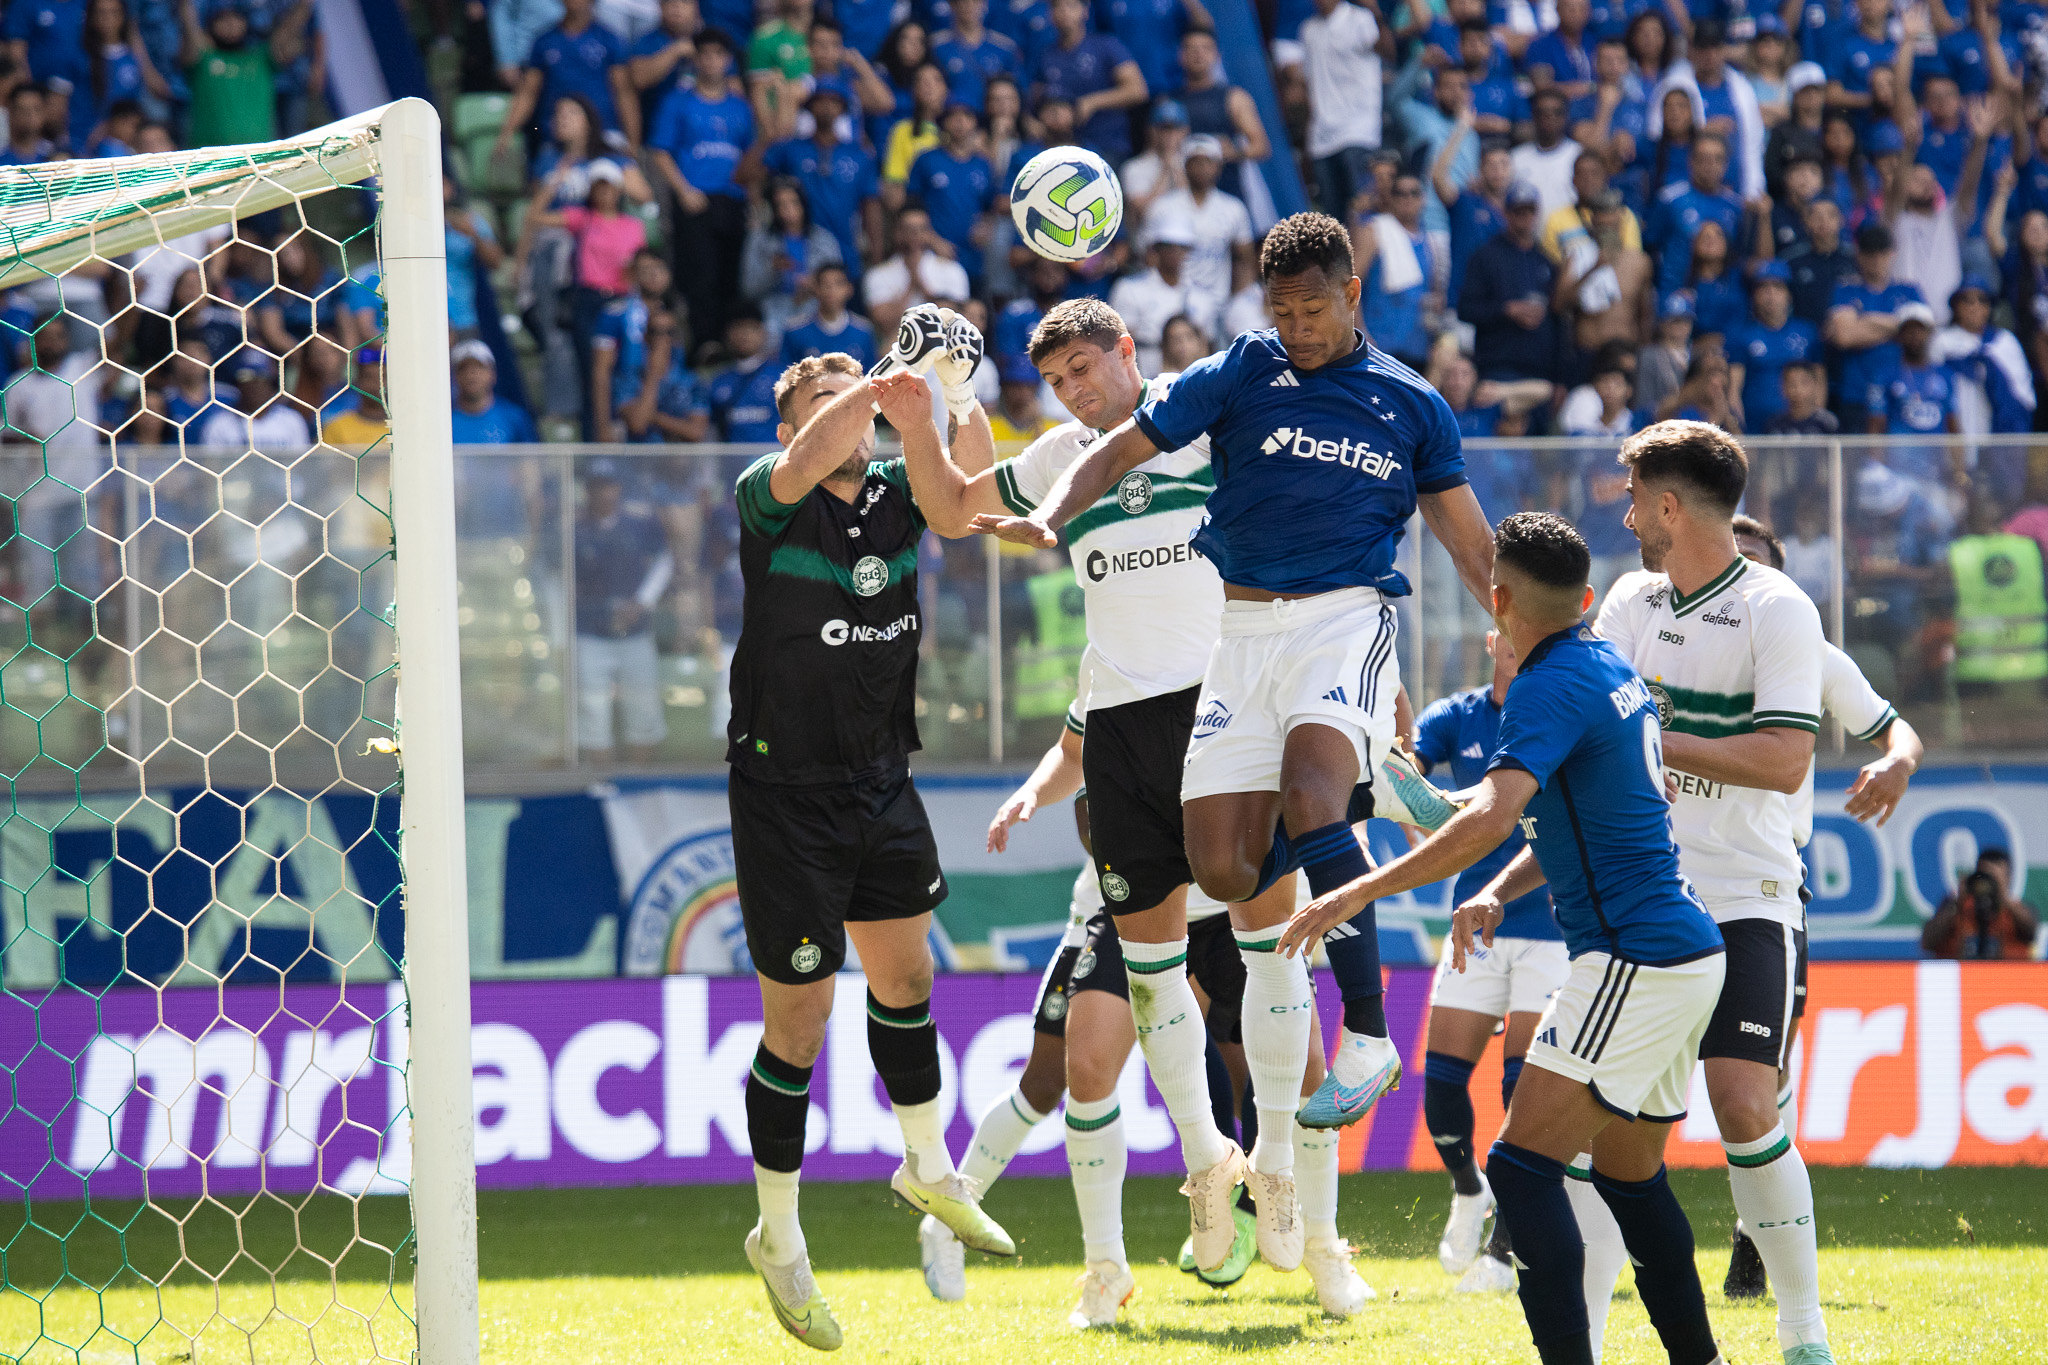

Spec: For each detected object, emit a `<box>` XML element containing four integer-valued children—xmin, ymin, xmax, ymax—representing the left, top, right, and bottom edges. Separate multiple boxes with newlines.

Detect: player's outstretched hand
<box><xmin>1277</xmin><ymin>881</ymin><xmax>1372</xmax><ymax>959</ymax></box>
<box><xmin>870</xmin><ymin>303</ymin><xmax>950</xmax><ymax>379</ymax></box>
<box><xmin>968</xmin><ymin>512</ymin><xmax>1058</xmax><ymax>548</ymax></box>
<box><xmin>873</xmin><ymin>371</ymin><xmax>936</xmax><ymax>429</ymax></box>
<box><xmin>1844</xmin><ymin>755</ymin><xmax>1913</xmax><ymax>826</ymax></box>
<box><xmin>1449</xmin><ymin>894</ymin><xmax>1504</xmax><ymax>973</ymax></box>
<box><xmin>987</xmin><ymin>789</ymin><xmax>1037</xmax><ymax>852</ymax></box>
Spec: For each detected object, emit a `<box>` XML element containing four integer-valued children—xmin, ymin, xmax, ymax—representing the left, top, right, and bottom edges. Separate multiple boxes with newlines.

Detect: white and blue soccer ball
<box><xmin>1010</xmin><ymin>145</ymin><xmax>1124</xmax><ymax>264</ymax></box>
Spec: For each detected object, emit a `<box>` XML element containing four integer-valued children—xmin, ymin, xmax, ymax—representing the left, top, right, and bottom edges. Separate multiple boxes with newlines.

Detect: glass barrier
<box><xmin>15</xmin><ymin>436</ymin><xmax>2041</xmax><ymax>790</ymax></box>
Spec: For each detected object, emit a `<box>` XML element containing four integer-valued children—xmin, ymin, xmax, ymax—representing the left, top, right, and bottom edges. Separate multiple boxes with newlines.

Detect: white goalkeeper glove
<box><xmin>869</xmin><ymin>302</ymin><xmax>950</xmax><ymax>380</ymax></box>
<box><xmin>931</xmin><ymin>308</ymin><xmax>986</xmax><ymax>421</ymax></box>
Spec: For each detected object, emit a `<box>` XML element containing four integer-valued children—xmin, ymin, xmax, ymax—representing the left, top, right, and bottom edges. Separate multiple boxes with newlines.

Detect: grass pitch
<box><xmin>2</xmin><ymin>1168</ymin><xmax>2042</xmax><ymax>1363</ymax></box>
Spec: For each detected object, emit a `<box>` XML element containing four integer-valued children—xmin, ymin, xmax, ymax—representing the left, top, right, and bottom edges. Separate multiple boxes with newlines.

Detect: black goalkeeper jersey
<box><xmin>727</xmin><ymin>452</ymin><xmax>927</xmax><ymax>785</ymax></box>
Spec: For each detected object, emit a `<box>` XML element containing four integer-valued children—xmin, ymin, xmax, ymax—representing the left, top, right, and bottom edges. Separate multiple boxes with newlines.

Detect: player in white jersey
<box><xmin>902</xmin><ymin>300</ymin><xmax>1365</xmax><ymax>1303</ymax></box>
<box><xmin>1593</xmin><ymin>422</ymin><xmax>1835</xmax><ymax>1365</ymax></box>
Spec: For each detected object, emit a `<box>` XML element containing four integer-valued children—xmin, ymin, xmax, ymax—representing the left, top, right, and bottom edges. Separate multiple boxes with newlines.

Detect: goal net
<box><xmin>0</xmin><ymin>102</ymin><xmax>476</xmax><ymax>1364</ymax></box>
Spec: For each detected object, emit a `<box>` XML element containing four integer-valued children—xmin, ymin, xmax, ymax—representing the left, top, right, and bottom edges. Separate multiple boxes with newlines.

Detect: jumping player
<box><xmin>1410</xmin><ymin>630</ymin><xmax>1568</xmax><ymax>1294</ymax></box>
<box><xmin>1595</xmin><ymin>422</ymin><xmax>1834</xmax><ymax>1365</ymax></box>
<box><xmin>728</xmin><ymin>350</ymin><xmax>1012</xmax><ymax>1352</ymax></box>
<box><xmin>971</xmin><ymin>213</ymin><xmax>1498</xmax><ymax>1154</ymax></box>
<box><xmin>1280</xmin><ymin>513</ymin><xmax>1730</xmax><ymax>1365</ymax></box>
<box><xmin>903</xmin><ymin>297</ymin><xmax>1349</xmax><ymax>1280</ymax></box>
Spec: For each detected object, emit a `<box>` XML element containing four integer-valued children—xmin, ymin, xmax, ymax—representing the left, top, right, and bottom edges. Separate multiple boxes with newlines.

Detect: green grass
<box><xmin>2</xmin><ymin>1168</ymin><xmax>2043</xmax><ymax>1363</ymax></box>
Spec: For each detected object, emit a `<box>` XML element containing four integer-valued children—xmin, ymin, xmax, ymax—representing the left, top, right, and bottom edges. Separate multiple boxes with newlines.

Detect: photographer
<box><xmin>1921</xmin><ymin>850</ymin><xmax>2040</xmax><ymax>960</ymax></box>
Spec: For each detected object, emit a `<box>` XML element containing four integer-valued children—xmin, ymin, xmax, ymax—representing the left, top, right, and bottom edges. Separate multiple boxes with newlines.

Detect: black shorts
<box><xmin>1069</xmin><ymin>910</ymin><xmax>1128</xmax><ymax>1000</ymax></box>
<box><xmin>1081</xmin><ymin>686</ymin><xmax>1199</xmax><ymax>915</ymax></box>
<box><xmin>1698</xmin><ymin>917</ymin><xmax>1799</xmax><ymax>1068</ymax></box>
<box><xmin>1189</xmin><ymin>912</ymin><xmax>1246</xmax><ymax>1045</ymax></box>
<box><xmin>1792</xmin><ymin>884</ymin><xmax>1812</xmax><ymax>1021</ymax></box>
<box><xmin>1032</xmin><ymin>944</ymin><xmax>1081</xmax><ymax>1037</ymax></box>
<box><xmin>729</xmin><ymin>759</ymin><xmax>947</xmax><ymax>985</ymax></box>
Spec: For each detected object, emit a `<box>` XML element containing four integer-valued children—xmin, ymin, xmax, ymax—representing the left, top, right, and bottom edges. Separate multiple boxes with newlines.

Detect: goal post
<box><xmin>0</xmin><ymin>97</ymin><xmax>477</xmax><ymax>1365</ymax></box>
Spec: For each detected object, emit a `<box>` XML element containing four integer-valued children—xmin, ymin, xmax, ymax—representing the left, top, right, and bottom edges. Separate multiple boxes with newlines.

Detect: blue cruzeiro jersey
<box><xmin>1487</xmin><ymin>626</ymin><xmax>1725</xmax><ymax>965</ymax></box>
<box><xmin>1132</xmin><ymin>330</ymin><xmax>1467</xmax><ymax>595</ymax></box>
<box><xmin>1414</xmin><ymin>688</ymin><xmax>1560</xmax><ymax>942</ymax></box>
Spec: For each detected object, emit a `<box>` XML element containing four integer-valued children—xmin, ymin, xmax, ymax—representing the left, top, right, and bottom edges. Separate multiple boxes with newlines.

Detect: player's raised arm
<box><xmin>766</xmin><ymin>370</ymin><xmax>887</xmax><ymax>504</ymax></box>
<box><xmin>967</xmin><ymin>419</ymin><xmax>1163</xmax><ymax>547</ymax></box>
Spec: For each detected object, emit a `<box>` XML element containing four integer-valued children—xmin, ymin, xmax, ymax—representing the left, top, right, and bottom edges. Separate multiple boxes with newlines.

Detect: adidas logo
<box><xmin>1269</xmin><ymin>371</ymin><xmax>1301</xmax><ymax>387</ymax></box>
<box><xmin>1322</xmin><ymin>686</ymin><xmax>1349</xmax><ymax>704</ymax></box>
<box><xmin>1537</xmin><ymin>1027</ymin><xmax>1557</xmax><ymax>1047</ymax></box>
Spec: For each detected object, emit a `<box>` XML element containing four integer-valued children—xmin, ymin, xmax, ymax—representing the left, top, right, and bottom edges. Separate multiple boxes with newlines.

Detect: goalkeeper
<box><xmin>728</xmin><ymin>308</ymin><xmax>1002</xmax><ymax>1352</ymax></box>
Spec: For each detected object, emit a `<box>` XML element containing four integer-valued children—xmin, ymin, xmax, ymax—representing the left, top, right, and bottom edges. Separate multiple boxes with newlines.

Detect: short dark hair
<box><xmin>1979</xmin><ymin>847</ymin><xmax>2013</xmax><ymax>867</ymax></box>
<box><xmin>1495</xmin><ymin>512</ymin><xmax>1591</xmax><ymax>593</ymax></box>
<box><xmin>1531</xmin><ymin>87</ymin><xmax>1569</xmax><ymax>111</ymax></box>
<box><xmin>808</xmin><ymin>15</ymin><xmax>842</xmax><ymax>34</ymax></box>
<box><xmin>1028</xmin><ymin>297</ymin><xmax>1127</xmax><ymax>364</ymax></box>
<box><xmin>696</xmin><ymin>25</ymin><xmax>736</xmax><ymax>53</ymax></box>
<box><xmin>1618</xmin><ymin>420</ymin><xmax>1749</xmax><ymax>514</ymax></box>
<box><xmin>1695</xmin><ymin>129</ymin><xmax>1731</xmax><ymax>155</ymax></box>
<box><xmin>814</xmin><ymin>260</ymin><xmax>851</xmax><ymax>285</ymax></box>
<box><xmin>1458</xmin><ymin>17</ymin><xmax>1491</xmax><ymax>34</ymax></box>
<box><xmin>1731</xmin><ymin>513</ymin><xmax>1786</xmax><ymax>569</ymax></box>
<box><xmin>1258</xmin><ymin>212</ymin><xmax>1354</xmax><ymax>284</ymax></box>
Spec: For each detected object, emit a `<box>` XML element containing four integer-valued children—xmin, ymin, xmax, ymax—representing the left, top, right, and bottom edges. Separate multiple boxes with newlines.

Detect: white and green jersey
<box><xmin>1594</xmin><ymin>557</ymin><xmax>1824</xmax><ymax>925</ymax></box>
<box><xmin>1792</xmin><ymin>643</ymin><xmax>1899</xmax><ymax>847</ymax></box>
<box><xmin>993</xmin><ymin>376</ymin><xmax>1221</xmax><ymax>713</ymax></box>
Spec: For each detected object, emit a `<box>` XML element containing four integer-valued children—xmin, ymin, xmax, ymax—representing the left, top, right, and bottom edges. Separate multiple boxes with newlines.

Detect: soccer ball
<box><xmin>1010</xmin><ymin>146</ymin><xmax>1124</xmax><ymax>263</ymax></box>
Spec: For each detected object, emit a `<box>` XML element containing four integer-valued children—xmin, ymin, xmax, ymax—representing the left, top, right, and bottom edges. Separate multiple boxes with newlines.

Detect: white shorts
<box><xmin>1181</xmin><ymin>587</ymin><xmax>1400</xmax><ymax>803</ymax></box>
<box><xmin>577</xmin><ymin>633</ymin><xmax>668</xmax><ymax>750</ymax></box>
<box><xmin>1526</xmin><ymin>950</ymin><xmax>1725</xmax><ymax>1122</ymax></box>
<box><xmin>1430</xmin><ymin>934</ymin><xmax>1570</xmax><ymax>1019</ymax></box>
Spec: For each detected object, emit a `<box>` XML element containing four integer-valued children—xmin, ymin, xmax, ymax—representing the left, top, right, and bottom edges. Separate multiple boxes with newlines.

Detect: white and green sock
<box><xmin>1065</xmin><ymin>1094</ymin><xmax>1128</xmax><ymax>1267</ymax></box>
<box><xmin>893</xmin><ymin>1099</ymin><xmax>958</xmax><ymax>1186</ymax></box>
<box><xmin>1236</xmin><ymin>927</ymin><xmax>1312</xmax><ymax>1177</ymax></box>
<box><xmin>1725</xmin><ymin>1124</ymin><xmax>1826</xmax><ymax>1351</ymax></box>
<box><xmin>755</xmin><ymin>1163</ymin><xmax>806</xmax><ymax>1267</ymax></box>
<box><xmin>961</xmin><ymin>1085</ymin><xmax>1050</xmax><ymax>1188</ymax></box>
<box><xmin>1294</xmin><ymin>1123</ymin><xmax>1341</xmax><ymax>1242</ymax></box>
<box><xmin>1564</xmin><ymin>1155</ymin><xmax>1628</xmax><ymax>1361</ymax></box>
<box><xmin>1123</xmin><ymin>938</ymin><xmax>1233</xmax><ymax>1174</ymax></box>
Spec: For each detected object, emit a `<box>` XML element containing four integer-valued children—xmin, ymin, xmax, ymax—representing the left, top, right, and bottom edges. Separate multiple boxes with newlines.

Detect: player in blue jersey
<box><xmin>1278</xmin><ymin>513</ymin><xmax>1728</xmax><ymax>1365</ymax></box>
<box><xmin>1411</xmin><ymin>631</ymin><xmax>1570</xmax><ymax>1295</ymax></box>
<box><xmin>971</xmin><ymin>213</ymin><xmax>1499</xmax><ymax>1152</ymax></box>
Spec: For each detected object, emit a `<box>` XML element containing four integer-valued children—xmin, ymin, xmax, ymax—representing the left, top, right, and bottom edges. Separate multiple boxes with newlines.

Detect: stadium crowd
<box><xmin>3</xmin><ymin>0</ymin><xmax>2048</xmax><ymax>749</ymax></box>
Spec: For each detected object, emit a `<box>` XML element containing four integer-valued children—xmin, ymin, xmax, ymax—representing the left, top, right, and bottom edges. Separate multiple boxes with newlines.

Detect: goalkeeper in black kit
<box><xmin>730</xmin><ymin>307</ymin><xmax>1012</xmax><ymax>1352</ymax></box>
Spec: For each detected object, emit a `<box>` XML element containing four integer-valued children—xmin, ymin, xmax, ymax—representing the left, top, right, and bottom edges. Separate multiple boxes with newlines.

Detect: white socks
<box><xmin>1237</xmin><ymin>930</ymin><xmax>1312</xmax><ymax>1177</ymax></box>
<box><xmin>1294</xmin><ymin>1123</ymin><xmax>1341</xmax><ymax>1242</ymax></box>
<box><xmin>893</xmin><ymin>1099</ymin><xmax>958</xmax><ymax>1186</ymax></box>
<box><xmin>1123</xmin><ymin>938</ymin><xmax>1233</xmax><ymax>1174</ymax></box>
<box><xmin>1065</xmin><ymin>1094</ymin><xmax>1128</xmax><ymax>1267</ymax></box>
<box><xmin>1565</xmin><ymin>1157</ymin><xmax>1629</xmax><ymax>1362</ymax></box>
<box><xmin>1725</xmin><ymin>1124</ymin><xmax>1826</xmax><ymax>1351</ymax></box>
<box><xmin>962</xmin><ymin>1085</ymin><xmax>1048</xmax><ymax>1188</ymax></box>
<box><xmin>755</xmin><ymin>1163</ymin><xmax>806</xmax><ymax>1266</ymax></box>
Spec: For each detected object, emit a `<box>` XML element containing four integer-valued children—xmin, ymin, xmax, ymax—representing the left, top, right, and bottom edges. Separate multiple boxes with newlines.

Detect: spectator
<box><xmin>1634</xmin><ymin>289</ymin><xmax>1694</xmax><ymax>414</ymax></box>
<box><xmin>1159</xmin><ymin>312</ymin><xmax>1212</xmax><ymax>371</ymax></box>
<box><xmin>134</xmin><ymin>339</ymin><xmax>224</xmax><ymax>445</ymax></box>
<box><xmin>1511</xmin><ymin>88</ymin><xmax>1583</xmax><ymax>227</ymax></box>
<box><xmin>1867</xmin><ymin>302</ymin><xmax>1957</xmax><ymax>445</ymax></box>
<box><xmin>801</xmin><ymin>17</ymin><xmax>894</xmax><ymax>127</ymax></box>
<box><xmin>1555</xmin><ymin>186</ymin><xmax>1650</xmax><ymax>355</ymax></box>
<box><xmin>989</xmin><ymin>354</ymin><xmax>1054</xmax><ymax>441</ymax></box>
<box><xmin>590</xmin><ymin>248</ymin><xmax>675</xmax><ymax>442</ymax></box>
<box><xmin>1571</xmin><ymin>40</ymin><xmax>1648</xmax><ymax>208</ymax></box>
<box><xmin>1788</xmin><ymin>194</ymin><xmax>1856</xmax><ymax>330</ymax></box>
<box><xmin>1659</xmin><ymin>347</ymin><xmax>1740</xmax><ymax>431</ymax></box>
<box><xmin>863</xmin><ymin>203</ymin><xmax>971</xmax><ymax>338</ymax></box>
<box><xmin>1728</xmin><ymin>260</ymin><xmax>1819</xmax><ymax>428</ymax></box>
<box><xmin>1763</xmin><ymin>359</ymin><xmax>1839</xmax><ymax>434</ymax></box>
<box><xmin>493</xmin><ymin>0</ymin><xmax>639</xmax><ymax>155</ymax></box>
<box><xmin>1175</xmin><ymin>25</ymin><xmax>1271</xmax><ymax>205</ymax></box>
<box><xmin>753</xmin><ymin>86</ymin><xmax>881</xmax><ymax>282</ymax></box>
<box><xmin>1299</xmin><ymin>0</ymin><xmax>1389</xmax><ymax>218</ymax></box>
<box><xmin>321</xmin><ymin>345</ymin><xmax>390</xmax><ymax>446</ymax></box>
<box><xmin>1681</xmin><ymin>220</ymin><xmax>1743</xmax><ymax>340</ymax></box>
<box><xmin>1541</xmin><ymin>148</ymin><xmax>1641</xmax><ymax>264</ymax></box>
<box><xmin>1397</xmin><ymin>61</ymin><xmax>1470</xmax><ymax>255</ymax></box>
<box><xmin>906</xmin><ymin>102</ymin><xmax>999</xmax><ymax>281</ymax></box>
<box><xmin>6</xmin><ymin>0</ymin><xmax>87</xmax><ymax>91</ymax></box>
<box><xmin>1819</xmin><ymin>110</ymin><xmax>1867</xmax><ymax>218</ymax></box>
<box><xmin>985</xmin><ymin>72</ymin><xmax>1027</xmax><ymax>174</ymax></box>
<box><xmin>743</xmin><ymin>0</ymin><xmax>813</xmax><ymax>142</ymax></box>
<box><xmin>1355</xmin><ymin>171</ymin><xmax>1433</xmax><ymax>371</ymax></box>
<box><xmin>524</xmin><ymin>159</ymin><xmax>649</xmax><ymax>424</ymax></box>
<box><xmin>985</xmin><ymin>0</ymin><xmax>1053</xmax><ymax>75</ymax></box>
<box><xmin>1921</xmin><ymin>849</ymin><xmax>2038</xmax><ymax>959</ymax></box>
<box><xmin>1463</xmin><ymin>20</ymin><xmax>1525</xmax><ymax>141</ymax></box>
<box><xmin>873</xmin><ymin>21</ymin><xmax>933</xmax><ymax>141</ymax></box>
<box><xmin>1095</xmin><ymin>0</ymin><xmax>1194</xmax><ymax>99</ymax></box>
<box><xmin>1525</xmin><ymin>0</ymin><xmax>1593</xmax><ymax>100</ymax></box>
<box><xmin>933</xmin><ymin>0</ymin><xmax>1023</xmax><ymax>111</ymax></box>
<box><xmin>1886</xmin><ymin>88</ymin><xmax>1992</xmax><ymax>328</ymax></box>
<box><xmin>880</xmin><ymin>59</ymin><xmax>948</xmax><ymax>204</ymax></box>
<box><xmin>632</xmin><ymin>306</ymin><xmax>713</xmax><ymax>441</ymax></box>
<box><xmin>649</xmin><ymin>27</ymin><xmax>753</xmax><ymax>347</ymax></box>
<box><xmin>1145</xmin><ymin>135</ymin><xmax>1252</xmax><ymax>318</ymax></box>
<box><xmin>1775</xmin><ymin>489</ymin><xmax>1836</xmax><ymax>609</ymax></box>
<box><xmin>449</xmin><ymin>341</ymin><xmax>543</xmax><ymax>445</ymax></box>
<box><xmin>4</xmin><ymin>315</ymin><xmax>113</xmax><ymax>605</ymax></box>
<box><xmin>1935</xmin><ymin>278</ymin><xmax>2035</xmax><ymax>472</ymax></box>
<box><xmin>1460</xmin><ymin>180</ymin><xmax>1562</xmax><ymax>382</ymax></box>
<box><xmin>198</xmin><ymin>348</ymin><xmax>310</xmax><ymax>450</ymax></box>
<box><xmin>1621</xmin><ymin>8</ymin><xmax>1671</xmax><ymax>97</ymax></box>
<box><xmin>1121</xmin><ymin>97</ymin><xmax>1191</xmax><ymax>223</ymax></box>
<box><xmin>1432</xmin><ymin>118</ymin><xmax>1512</xmax><ymax>315</ymax></box>
<box><xmin>625</xmin><ymin>0</ymin><xmax>701</xmax><ymax>124</ymax></box>
<box><xmin>1033</xmin><ymin>0</ymin><xmax>1146</xmax><ymax>165</ymax></box>
<box><xmin>1767</xmin><ymin>153</ymin><xmax>1825</xmax><ymax>259</ymax></box>
<box><xmin>1764</xmin><ymin>62</ymin><xmax>1828</xmax><ymax>196</ymax></box>
<box><xmin>443</xmin><ymin>172</ymin><xmax>506</xmax><ymax>342</ymax></box>
<box><xmin>741</xmin><ymin>175</ymin><xmax>845</xmax><ymax>336</ymax></box>
<box><xmin>707</xmin><ymin>307</ymin><xmax>783</xmax><ymax>442</ymax></box>
<box><xmin>1110</xmin><ymin>220</ymin><xmax>1215</xmax><ymax>374</ymax></box>
<box><xmin>574</xmin><ymin>460</ymin><xmax>671</xmax><ymax>764</ymax></box>
<box><xmin>74</xmin><ymin>0</ymin><xmax>171</xmax><ymax>152</ymax></box>
<box><xmin>993</xmin><ymin>254</ymin><xmax>1072</xmax><ymax>364</ymax></box>
<box><xmin>1827</xmin><ymin>219</ymin><xmax>1925</xmax><ymax>428</ymax></box>
<box><xmin>529</xmin><ymin>92</ymin><xmax>652</xmax><ymax>210</ymax></box>
<box><xmin>780</xmin><ymin>261</ymin><xmax>878</xmax><ymax>367</ymax></box>
<box><xmin>1670</xmin><ymin>20</ymin><xmax>1765</xmax><ymax>199</ymax></box>
<box><xmin>83</xmin><ymin>96</ymin><xmax>144</xmax><ymax>158</ymax></box>
<box><xmin>1749</xmin><ymin>14</ymin><xmax>1793</xmax><ymax>124</ymax></box>
<box><xmin>1826</xmin><ymin>0</ymin><xmax>1895</xmax><ymax>133</ymax></box>
<box><xmin>1638</xmin><ymin>86</ymin><xmax>1697</xmax><ymax>207</ymax></box>
<box><xmin>178</xmin><ymin>0</ymin><xmax>310</xmax><ymax>146</ymax></box>
<box><xmin>1562</xmin><ymin>357</ymin><xmax>1644</xmax><ymax>437</ymax></box>
<box><xmin>1647</xmin><ymin>129</ymin><xmax>1742</xmax><ymax>295</ymax></box>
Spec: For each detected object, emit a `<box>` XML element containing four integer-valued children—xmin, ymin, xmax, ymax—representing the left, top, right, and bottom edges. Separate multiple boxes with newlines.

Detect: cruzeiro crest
<box><xmin>1647</xmin><ymin>681</ymin><xmax>1674</xmax><ymax>729</ymax></box>
<box><xmin>1116</xmin><ymin>471</ymin><xmax>1153</xmax><ymax>515</ymax></box>
<box><xmin>852</xmin><ymin>554</ymin><xmax>889</xmax><ymax>596</ymax></box>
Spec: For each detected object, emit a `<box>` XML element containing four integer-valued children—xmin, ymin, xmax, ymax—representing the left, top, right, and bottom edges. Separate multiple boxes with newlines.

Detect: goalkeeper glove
<box><xmin>869</xmin><ymin>302</ymin><xmax>950</xmax><ymax>380</ymax></box>
<box><xmin>931</xmin><ymin>308</ymin><xmax>986</xmax><ymax>421</ymax></box>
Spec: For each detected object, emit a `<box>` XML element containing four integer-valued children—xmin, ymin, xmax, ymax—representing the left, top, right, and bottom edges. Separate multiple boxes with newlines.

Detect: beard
<box><xmin>827</xmin><ymin>442</ymin><xmax>873</xmax><ymax>484</ymax></box>
<box><xmin>1637</xmin><ymin>524</ymin><xmax>1670</xmax><ymax>574</ymax></box>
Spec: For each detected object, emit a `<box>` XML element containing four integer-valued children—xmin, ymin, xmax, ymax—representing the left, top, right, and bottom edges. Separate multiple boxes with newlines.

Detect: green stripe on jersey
<box><xmin>1066</xmin><ymin>1105</ymin><xmax>1122</xmax><ymax>1132</ymax></box>
<box><xmin>1671</xmin><ymin>557</ymin><xmax>1749</xmax><ymax>617</ymax></box>
<box><xmin>1726</xmin><ymin>1134</ymin><xmax>1792</xmax><ymax>1168</ymax></box>
<box><xmin>1753</xmin><ymin>710</ymin><xmax>1821</xmax><ymax>733</ymax></box>
<box><xmin>994</xmin><ymin>461</ymin><xmax>1035</xmax><ymax>516</ymax></box>
<box><xmin>1657</xmin><ymin>683</ymin><xmax>1756</xmax><ymax>717</ymax></box>
<box><xmin>768</xmin><ymin>542</ymin><xmax>919</xmax><ymax>593</ymax></box>
<box><xmin>1853</xmin><ymin>706</ymin><xmax>1900</xmax><ymax>742</ymax></box>
<box><xmin>1065</xmin><ymin>483</ymin><xmax>1212</xmax><ymax>542</ymax></box>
